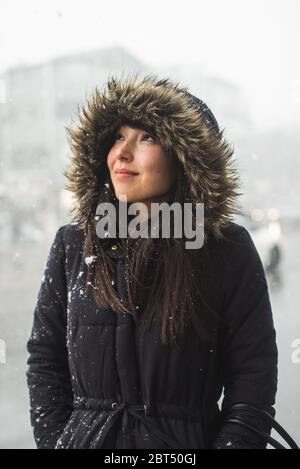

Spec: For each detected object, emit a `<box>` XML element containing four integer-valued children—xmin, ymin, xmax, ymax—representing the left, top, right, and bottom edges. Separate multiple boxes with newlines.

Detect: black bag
<box><xmin>223</xmin><ymin>403</ymin><xmax>299</xmax><ymax>449</ymax></box>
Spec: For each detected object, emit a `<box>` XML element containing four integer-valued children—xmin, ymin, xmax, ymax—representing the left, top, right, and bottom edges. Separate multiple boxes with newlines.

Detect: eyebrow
<box><xmin>117</xmin><ymin>128</ymin><xmax>152</xmax><ymax>134</ymax></box>
<box><xmin>116</xmin><ymin>129</ymin><xmax>156</xmax><ymax>139</ymax></box>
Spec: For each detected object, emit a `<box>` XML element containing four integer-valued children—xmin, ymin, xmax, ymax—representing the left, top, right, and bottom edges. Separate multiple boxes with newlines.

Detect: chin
<box><xmin>115</xmin><ymin>192</ymin><xmax>136</xmax><ymax>203</ymax></box>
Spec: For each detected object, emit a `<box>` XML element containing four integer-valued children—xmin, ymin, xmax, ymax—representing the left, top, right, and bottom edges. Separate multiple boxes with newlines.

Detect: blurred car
<box><xmin>233</xmin><ymin>210</ymin><xmax>282</xmax><ymax>273</ymax></box>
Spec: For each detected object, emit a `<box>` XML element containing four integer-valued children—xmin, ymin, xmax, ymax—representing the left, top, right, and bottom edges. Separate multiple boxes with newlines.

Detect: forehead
<box><xmin>118</xmin><ymin>125</ymin><xmax>147</xmax><ymax>133</ymax></box>
<box><xmin>117</xmin><ymin>119</ymin><xmax>156</xmax><ymax>135</ymax></box>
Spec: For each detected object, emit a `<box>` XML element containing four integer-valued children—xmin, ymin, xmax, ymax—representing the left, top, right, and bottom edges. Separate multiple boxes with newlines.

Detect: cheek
<box><xmin>141</xmin><ymin>164</ymin><xmax>174</xmax><ymax>192</ymax></box>
<box><xmin>143</xmin><ymin>152</ymin><xmax>168</xmax><ymax>176</ymax></box>
<box><xmin>107</xmin><ymin>151</ymin><xmax>113</xmax><ymax>170</ymax></box>
<box><xmin>149</xmin><ymin>157</ymin><xmax>174</xmax><ymax>181</ymax></box>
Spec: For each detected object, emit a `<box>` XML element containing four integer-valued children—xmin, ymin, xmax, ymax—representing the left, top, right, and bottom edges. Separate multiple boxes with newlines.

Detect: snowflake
<box><xmin>84</xmin><ymin>255</ymin><xmax>97</xmax><ymax>265</ymax></box>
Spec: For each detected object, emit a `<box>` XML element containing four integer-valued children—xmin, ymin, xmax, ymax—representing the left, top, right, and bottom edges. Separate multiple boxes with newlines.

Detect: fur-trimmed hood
<box><xmin>64</xmin><ymin>72</ymin><xmax>242</xmax><ymax>242</ymax></box>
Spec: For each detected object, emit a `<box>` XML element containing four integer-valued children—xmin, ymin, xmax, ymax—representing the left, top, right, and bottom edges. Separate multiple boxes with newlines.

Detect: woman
<box><xmin>26</xmin><ymin>73</ymin><xmax>278</xmax><ymax>449</ymax></box>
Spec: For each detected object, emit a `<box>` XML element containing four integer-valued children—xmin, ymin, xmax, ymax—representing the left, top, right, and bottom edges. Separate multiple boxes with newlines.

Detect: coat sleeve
<box><xmin>212</xmin><ymin>226</ymin><xmax>278</xmax><ymax>449</ymax></box>
<box><xmin>26</xmin><ymin>226</ymin><xmax>74</xmax><ymax>449</ymax></box>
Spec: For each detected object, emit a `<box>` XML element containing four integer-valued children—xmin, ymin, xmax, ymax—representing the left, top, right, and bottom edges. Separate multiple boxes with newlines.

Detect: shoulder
<box><xmin>214</xmin><ymin>220</ymin><xmax>250</xmax><ymax>245</ymax></box>
<box><xmin>209</xmin><ymin>221</ymin><xmax>255</xmax><ymax>254</ymax></box>
<box><xmin>206</xmin><ymin>221</ymin><xmax>262</xmax><ymax>276</ymax></box>
<box><xmin>56</xmin><ymin>222</ymin><xmax>85</xmax><ymax>245</ymax></box>
<box><xmin>52</xmin><ymin>222</ymin><xmax>86</xmax><ymax>261</ymax></box>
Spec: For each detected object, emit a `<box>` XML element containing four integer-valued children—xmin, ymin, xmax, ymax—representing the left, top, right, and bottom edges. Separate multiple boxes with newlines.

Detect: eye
<box><xmin>113</xmin><ymin>132</ymin><xmax>156</xmax><ymax>142</ymax></box>
<box><xmin>143</xmin><ymin>133</ymin><xmax>156</xmax><ymax>141</ymax></box>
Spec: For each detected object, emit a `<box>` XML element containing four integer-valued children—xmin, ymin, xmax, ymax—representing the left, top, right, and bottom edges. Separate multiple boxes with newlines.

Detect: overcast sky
<box><xmin>1</xmin><ymin>0</ymin><xmax>300</xmax><ymax>130</ymax></box>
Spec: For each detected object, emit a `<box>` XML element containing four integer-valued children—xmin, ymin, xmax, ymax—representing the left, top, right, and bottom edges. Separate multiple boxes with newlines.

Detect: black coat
<box><xmin>26</xmin><ymin>74</ymin><xmax>278</xmax><ymax>449</ymax></box>
<box><xmin>26</xmin><ymin>221</ymin><xmax>278</xmax><ymax>449</ymax></box>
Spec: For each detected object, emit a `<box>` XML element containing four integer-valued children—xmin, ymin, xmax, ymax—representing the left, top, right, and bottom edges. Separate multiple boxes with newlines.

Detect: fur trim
<box><xmin>64</xmin><ymin>72</ymin><xmax>243</xmax><ymax>243</ymax></box>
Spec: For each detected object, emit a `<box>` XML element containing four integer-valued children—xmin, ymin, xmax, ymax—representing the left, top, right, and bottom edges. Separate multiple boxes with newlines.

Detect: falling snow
<box><xmin>84</xmin><ymin>255</ymin><xmax>97</xmax><ymax>265</ymax></box>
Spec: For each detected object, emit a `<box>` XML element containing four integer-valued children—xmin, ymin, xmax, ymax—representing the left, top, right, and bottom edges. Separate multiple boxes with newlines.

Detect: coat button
<box><xmin>111</xmin><ymin>244</ymin><xmax>118</xmax><ymax>251</ymax></box>
<box><xmin>112</xmin><ymin>402</ymin><xmax>118</xmax><ymax>409</ymax></box>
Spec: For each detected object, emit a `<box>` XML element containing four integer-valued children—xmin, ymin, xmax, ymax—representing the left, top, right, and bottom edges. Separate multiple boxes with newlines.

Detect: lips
<box><xmin>115</xmin><ymin>169</ymin><xmax>138</xmax><ymax>175</ymax></box>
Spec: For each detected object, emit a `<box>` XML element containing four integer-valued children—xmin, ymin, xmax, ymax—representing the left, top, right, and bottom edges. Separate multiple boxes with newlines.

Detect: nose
<box><xmin>115</xmin><ymin>143</ymin><xmax>133</xmax><ymax>162</ymax></box>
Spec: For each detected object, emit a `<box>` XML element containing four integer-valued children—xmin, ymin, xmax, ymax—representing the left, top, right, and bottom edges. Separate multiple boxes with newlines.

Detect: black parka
<box><xmin>26</xmin><ymin>74</ymin><xmax>278</xmax><ymax>449</ymax></box>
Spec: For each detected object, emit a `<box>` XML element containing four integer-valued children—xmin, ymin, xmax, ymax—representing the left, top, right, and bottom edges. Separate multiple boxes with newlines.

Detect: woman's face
<box><xmin>107</xmin><ymin>125</ymin><xmax>177</xmax><ymax>214</ymax></box>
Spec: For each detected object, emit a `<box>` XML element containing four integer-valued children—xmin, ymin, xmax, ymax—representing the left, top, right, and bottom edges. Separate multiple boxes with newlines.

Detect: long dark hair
<box><xmin>83</xmin><ymin>123</ymin><xmax>218</xmax><ymax>346</ymax></box>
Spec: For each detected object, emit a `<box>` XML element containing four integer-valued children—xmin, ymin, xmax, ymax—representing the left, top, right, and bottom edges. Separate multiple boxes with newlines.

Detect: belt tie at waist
<box><xmin>73</xmin><ymin>397</ymin><xmax>184</xmax><ymax>449</ymax></box>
